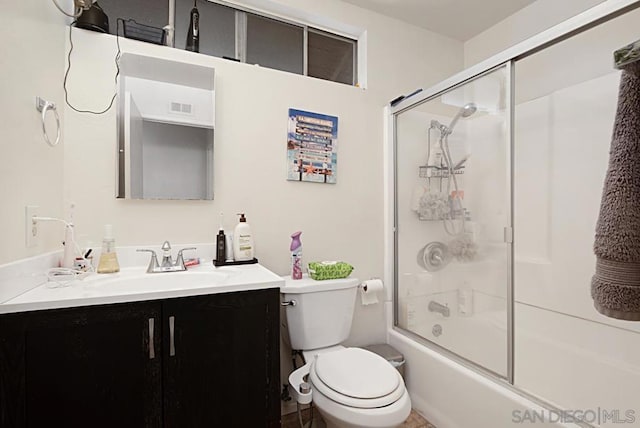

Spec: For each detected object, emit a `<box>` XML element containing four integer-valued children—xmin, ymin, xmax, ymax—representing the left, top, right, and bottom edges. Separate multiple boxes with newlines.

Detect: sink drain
<box><xmin>432</xmin><ymin>324</ymin><xmax>443</xmax><ymax>337</ymax></box>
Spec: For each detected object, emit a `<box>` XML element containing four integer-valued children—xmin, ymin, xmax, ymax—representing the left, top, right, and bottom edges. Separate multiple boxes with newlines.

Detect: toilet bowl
<box><xmin>288</xmin><ymin>347</ymin><xmax>411</xmax><ymax>428</ymax></box>
<box><xmin>281</xmin><ymin>276</ymin><xmax>411</xmax><ymax>428</ymax></box>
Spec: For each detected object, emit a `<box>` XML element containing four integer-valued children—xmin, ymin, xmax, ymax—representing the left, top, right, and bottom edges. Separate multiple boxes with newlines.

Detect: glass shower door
<box><xmin>394</xmin><ymin>65</ymin><xmax>511</xmax><ymax>377</ymax></box>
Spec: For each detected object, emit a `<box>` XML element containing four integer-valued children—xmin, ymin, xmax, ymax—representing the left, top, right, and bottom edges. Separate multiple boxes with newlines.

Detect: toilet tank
<box><xmin>281</xmin><ymin>276</ymin><xmax>359</xmax><ymax>351</ymax></box>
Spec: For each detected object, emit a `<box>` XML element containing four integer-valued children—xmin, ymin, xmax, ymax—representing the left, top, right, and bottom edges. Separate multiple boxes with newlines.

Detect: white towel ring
<box><xmin>36</xmin><ymin>96</ymin><xmax>61</xmax><ymax>147</ymax></box>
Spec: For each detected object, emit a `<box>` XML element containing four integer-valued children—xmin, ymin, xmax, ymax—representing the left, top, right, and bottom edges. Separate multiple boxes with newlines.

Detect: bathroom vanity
<box><xmin>0</xmin><ymin>264</ymin><xmax>282</xmax><ymax>428</ymax></box>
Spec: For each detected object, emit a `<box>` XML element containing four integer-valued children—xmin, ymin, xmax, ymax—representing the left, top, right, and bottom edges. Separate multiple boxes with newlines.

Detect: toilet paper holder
<box><xmin>358</xmin><ymin>278</ymin><xmax>381</xmax><ymax>292</ymax></box>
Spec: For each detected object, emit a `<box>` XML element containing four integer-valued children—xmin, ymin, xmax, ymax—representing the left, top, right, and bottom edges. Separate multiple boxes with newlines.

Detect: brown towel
<box><xmin>591</xmin><ymin>62</ymin><xmax>640</xmax><ymax>321</ymax></box>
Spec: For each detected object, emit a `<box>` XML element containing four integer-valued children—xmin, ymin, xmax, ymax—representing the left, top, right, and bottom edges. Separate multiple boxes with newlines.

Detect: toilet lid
<box><xmin>312</xmin><ymin>348</ymin><xmax>403</xmax><ymax>408</ymax></box>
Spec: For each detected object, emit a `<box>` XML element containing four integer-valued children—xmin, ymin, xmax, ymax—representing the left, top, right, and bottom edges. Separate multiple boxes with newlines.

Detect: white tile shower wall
<box><xmin>514</xmin><ymin>73</ymin><xmax>632</xmax><ymax>326</ymax></box>
<box><xmin>59</xmin><ymin>1</ymin><xmax>462</xmax><ymax>390</ymax></box>
<box><xmin>0</xmin><ymin>2</ymin><xmax>69</xmax><ymax>265</ymax></box>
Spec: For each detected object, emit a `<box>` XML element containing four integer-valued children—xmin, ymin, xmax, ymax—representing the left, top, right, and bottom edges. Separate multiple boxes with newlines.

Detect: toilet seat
<box><xmin>309</xmin><ymin>348</ymin><xmax>405</xmax><ymax>409</ymax></box>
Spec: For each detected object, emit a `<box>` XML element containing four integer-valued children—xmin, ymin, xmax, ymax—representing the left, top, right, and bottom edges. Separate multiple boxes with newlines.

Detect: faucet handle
<box><xmin>137</xmin><ymin>249</ymin><xmax>159</xmax><ymax>273</ymax></box>
<box><xmin>176</xmin><ymin>247</ymin><xmax>197</xmax><ymax>269</ymax></box>
<box><xmin>177</xmin><ymin>247</ymin><xmax>196</xmax><ymax>256</ymax></box>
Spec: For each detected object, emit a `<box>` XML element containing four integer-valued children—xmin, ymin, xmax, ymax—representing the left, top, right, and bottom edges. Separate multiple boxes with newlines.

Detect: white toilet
<box><xmin>282</xmin><ymin>276</ymin><xmax>411</xmax><ymax>428</ymax></box>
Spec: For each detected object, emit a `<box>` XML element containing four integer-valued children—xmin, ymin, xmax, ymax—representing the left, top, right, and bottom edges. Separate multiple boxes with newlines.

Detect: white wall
<box><xmin>61</xmin><ymin>1</ymin><xmax>462</xmax><ymax>348</ymax></box>
<box><xmin>0</xmin><ymin>2</ymin><xmax>69</xmax><ymax>264</ymax></box>
<box><xmin>464</xmin><ymin>0</ymin><xmax>605</xmax><ymax>67</ymax></box>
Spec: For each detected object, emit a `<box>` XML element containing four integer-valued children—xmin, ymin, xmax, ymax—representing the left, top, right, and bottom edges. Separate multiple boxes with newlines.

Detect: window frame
<box><xmin>171</xmin><ymin>0</ymin><xmax>359</xmax><ymax>85</ymax></box>
<box><xmin>307</xmin><ymin>27</ymin><xmax>358</xmax><ymax>86</ymax></box>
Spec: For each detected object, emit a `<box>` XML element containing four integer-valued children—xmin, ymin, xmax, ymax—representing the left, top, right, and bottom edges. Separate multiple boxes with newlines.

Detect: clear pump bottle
<box><xmin>97</xmin><ymin>224</ymin><xmax>120</xmax><ymax>273</ymax></box>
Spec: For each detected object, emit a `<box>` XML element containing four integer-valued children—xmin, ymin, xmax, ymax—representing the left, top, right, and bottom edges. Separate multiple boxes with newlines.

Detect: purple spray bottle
<box><xmin>290</xmin><ymin>231</ymin><xmax>303</xmax><ymax>280</ymax></box>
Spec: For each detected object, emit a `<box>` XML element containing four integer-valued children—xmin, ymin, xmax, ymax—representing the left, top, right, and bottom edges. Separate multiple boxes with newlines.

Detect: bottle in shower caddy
<box><xmin>290</xmin><ymin>231</ymin><xmax>303</xmax><ymax>280</ymax></box>
<box><xmin>97</xmin><ymin>224</ymin><xmax>120</xmax><ymax>274</ymax></box>
<box><xmin>426</xmin><ymin>144</ymin><xmax>443</xmax><ymax>177</ymax></box>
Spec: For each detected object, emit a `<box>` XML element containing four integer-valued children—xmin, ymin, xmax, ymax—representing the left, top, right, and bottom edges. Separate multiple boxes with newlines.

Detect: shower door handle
<box><xmin>504</xmin><ymin>226</ymin><xmax>513</xmax><ymax>243</ymax></box>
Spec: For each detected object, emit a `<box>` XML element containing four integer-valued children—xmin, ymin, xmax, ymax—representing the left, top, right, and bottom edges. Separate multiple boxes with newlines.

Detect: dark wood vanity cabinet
<box><xmin>0</xmin><ymin>288</ymin><xmax>280</xmax><ymax>428</ymax></box>
<box><xmin>0</xmin><ymin>301</ymin><xmax>162</xmax><ymax>428</ymax></box>
<box><xmin>163</xmin><ymin>290</ymin><xmax>281</xmax><ymax>428</ymax></box>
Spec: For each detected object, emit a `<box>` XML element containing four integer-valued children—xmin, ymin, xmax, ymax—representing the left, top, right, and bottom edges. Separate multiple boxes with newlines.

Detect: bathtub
<box><xmin>387</xmin><ymin>326</ymin><xmax>577</xmax><ymax>428</ymax></box>
<box><xmin>387</xmin><ymin>297</ymin><xmax>640</xmax><ymax>428</ymax></box>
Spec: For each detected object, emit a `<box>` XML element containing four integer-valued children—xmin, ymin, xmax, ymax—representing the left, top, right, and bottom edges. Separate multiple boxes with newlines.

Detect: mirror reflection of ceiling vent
<box><xmin>170</xmin><ymin>102</ymin><xmax>194</xmax><ymax>115</ymax></box>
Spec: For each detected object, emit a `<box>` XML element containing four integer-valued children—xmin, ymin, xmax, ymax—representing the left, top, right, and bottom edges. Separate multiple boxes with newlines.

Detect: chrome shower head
<box><xmin>460</xmin><ymin>102</ymin><xmax>478</xmax><ymax>117</ymax></box>
<box><xmin>447</xmin><ymin>102</ymin><xmax>477</xmax><ymax>134</ymax></box>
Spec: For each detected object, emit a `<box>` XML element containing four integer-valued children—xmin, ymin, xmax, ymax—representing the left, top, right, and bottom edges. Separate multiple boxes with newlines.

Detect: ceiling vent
<box><xmin>170</xmin><ymin>102</ymin><xmax>194</xmax><ymax>115</ymax></box>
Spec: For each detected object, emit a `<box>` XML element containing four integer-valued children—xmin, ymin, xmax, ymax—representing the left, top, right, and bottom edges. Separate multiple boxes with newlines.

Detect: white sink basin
<box><xmin>84</xmin><ymin>269</ymin><xmax>231</xmax><ymax>293</ymax></box>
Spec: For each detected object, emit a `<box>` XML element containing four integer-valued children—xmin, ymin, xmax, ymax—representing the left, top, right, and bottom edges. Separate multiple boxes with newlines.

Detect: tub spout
<box><xmin>429</xmin><ymin>300</ymin><xmax>450</xmax><ymax>317</ymax></box>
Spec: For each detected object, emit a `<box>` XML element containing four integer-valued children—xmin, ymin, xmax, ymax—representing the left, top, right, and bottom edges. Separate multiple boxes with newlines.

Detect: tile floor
<box><xmin>281</xmin><ymin>408</ymin><xmax>435</xmax><ymax>428</ymax></box>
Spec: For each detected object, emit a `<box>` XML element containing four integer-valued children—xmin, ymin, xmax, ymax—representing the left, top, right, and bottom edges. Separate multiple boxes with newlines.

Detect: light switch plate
<box><xmin>25</xmin><ymin>205</ymin><xmax>39</xmax><ymax>248</ymax></box>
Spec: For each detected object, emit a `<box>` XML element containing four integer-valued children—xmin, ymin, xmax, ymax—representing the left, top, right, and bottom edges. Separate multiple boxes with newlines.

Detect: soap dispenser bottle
<box><xmin>233</xmin><ymin>213</ymin><xmax>254</xmax><ymax>261</ymax></box>
<box><xmin>97</xmin><ymin>224</ymin><xmax>120</xmax><ymax>273</ymax></box>
<box><xmin>290</xmin><ymin>231</ymin><xmax>302</xmax><ymax>280</ymax></box>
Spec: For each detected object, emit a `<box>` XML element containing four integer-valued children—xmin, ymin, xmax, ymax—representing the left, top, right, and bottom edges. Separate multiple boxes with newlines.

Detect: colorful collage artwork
<box><xmin>287</xmin><ymin>109</ymin><xmax>339</xmax><ymax>184</ymax></box>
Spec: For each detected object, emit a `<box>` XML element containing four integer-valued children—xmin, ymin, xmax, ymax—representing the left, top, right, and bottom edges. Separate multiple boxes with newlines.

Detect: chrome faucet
<box><xmin>161</xmin><ymin>241</ymin><xmax>174</xmax><ymax>268</ymax></box>
<box><xmin>428</xmin><ymin>300</ymin><xmax>450</xmax><ymax>317</ymax></box>
<box><xmin>137</xmin><ymin>241</ymin><xmax>196</xmax><ymax>273</ymax></box>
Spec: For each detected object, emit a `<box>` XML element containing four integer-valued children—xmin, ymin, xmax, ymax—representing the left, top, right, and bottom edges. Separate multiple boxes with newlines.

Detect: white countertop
<box><xmin>0</xmin><ymin>262</ymin><xmax>284</xmax><ymax>314</ymax></box>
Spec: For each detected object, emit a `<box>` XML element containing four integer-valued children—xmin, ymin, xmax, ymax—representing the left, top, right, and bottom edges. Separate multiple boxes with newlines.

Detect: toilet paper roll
<box><xmin>360</xmin><ymin>279</ymin><xmax>384</xmax><ymax>305</ymax></box>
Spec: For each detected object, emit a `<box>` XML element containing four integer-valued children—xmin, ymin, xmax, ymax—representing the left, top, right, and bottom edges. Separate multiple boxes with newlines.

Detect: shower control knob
<box><xmin>300</xmin><ymin>382</ymin><xmax>311</xmax><ymax>394</ymax></box>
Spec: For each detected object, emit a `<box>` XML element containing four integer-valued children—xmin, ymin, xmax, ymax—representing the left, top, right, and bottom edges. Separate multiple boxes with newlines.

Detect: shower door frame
<box><xmin>386</xmin><ymin>0</ymin><xmax>640</xmax><ymax>419</ymax></box>
<box><xmin>390</xmin><ymin>62</ymin><xmax>515</xmax><ymax>381</ymax></box>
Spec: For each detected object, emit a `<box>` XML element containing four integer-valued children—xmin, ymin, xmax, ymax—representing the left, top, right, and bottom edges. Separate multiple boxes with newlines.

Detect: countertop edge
<box><xmin>0</xmin><ymin>263</ymin><xmax>285</xmax><ymax>315</ymax></box>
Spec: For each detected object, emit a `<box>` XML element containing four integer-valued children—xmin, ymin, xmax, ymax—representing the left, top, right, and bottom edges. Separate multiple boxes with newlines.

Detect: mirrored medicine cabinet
<box><xmin>117</xmin><ymin>53</ymin><xmax>215</xmax><ymax>200</ymax></box>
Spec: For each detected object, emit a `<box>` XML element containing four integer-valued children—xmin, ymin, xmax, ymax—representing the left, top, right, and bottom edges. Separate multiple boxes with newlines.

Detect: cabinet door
<box><xmin>0</xmin><ymin>302</ymin><xmax>162</xmax><ymax>428</ymax></box>
<box><xmin>163</xmin><ymin>289</ymin><xmax>280</xmax><ymax>427</ymax></box>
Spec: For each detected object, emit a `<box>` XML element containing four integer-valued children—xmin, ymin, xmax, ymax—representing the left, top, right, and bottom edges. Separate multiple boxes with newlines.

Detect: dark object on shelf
<box><xmin>75</xmin><ymin>2</ymin><xmax>109</xmax><ymax>33</ymax></box>
<box><xmin>223</xmin><ymin>56</ymin><xmax>240</xmax><ymax>62</ymax></box>
<box><xmin>185</xmin><ymin>0</ymin><xmax>200</xmax><ymax>52</ymax></box>
<box><xmin>122</xmin><ymin>19</ymin><xmax>166</xmax><ymax>45</ymax></box>
<box><xmin>213</xmin><ymin>257</ymin><xmax>259</xmax><ymax>267</ymax></box>
<box><xmin>390</xmin><ymin>88</ymin><xmax>423</xmax><ymax>107</ymax></box>
<box><xmin>216</xmin><ymin>229</ymin><xmax>226</xmax><ymax>263</ymax></box>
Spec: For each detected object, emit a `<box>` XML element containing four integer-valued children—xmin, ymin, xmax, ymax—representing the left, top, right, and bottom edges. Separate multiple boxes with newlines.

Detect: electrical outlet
<box><xmin>25</xmin><ymin>205</ymin><xmax>39</xmax><ymax>248</ymax></box>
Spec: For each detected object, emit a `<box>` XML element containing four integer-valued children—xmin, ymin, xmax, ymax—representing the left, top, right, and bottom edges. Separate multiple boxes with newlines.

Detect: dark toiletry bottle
<box><xmin>216</xmin><ymin>228</ymin><xmax>226</xmax><ymax>262</ymax></box>
<box><xmin>186</xmin><ymin>0</ymin><xmax>199</xmax><ymax>52</ymax></box>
